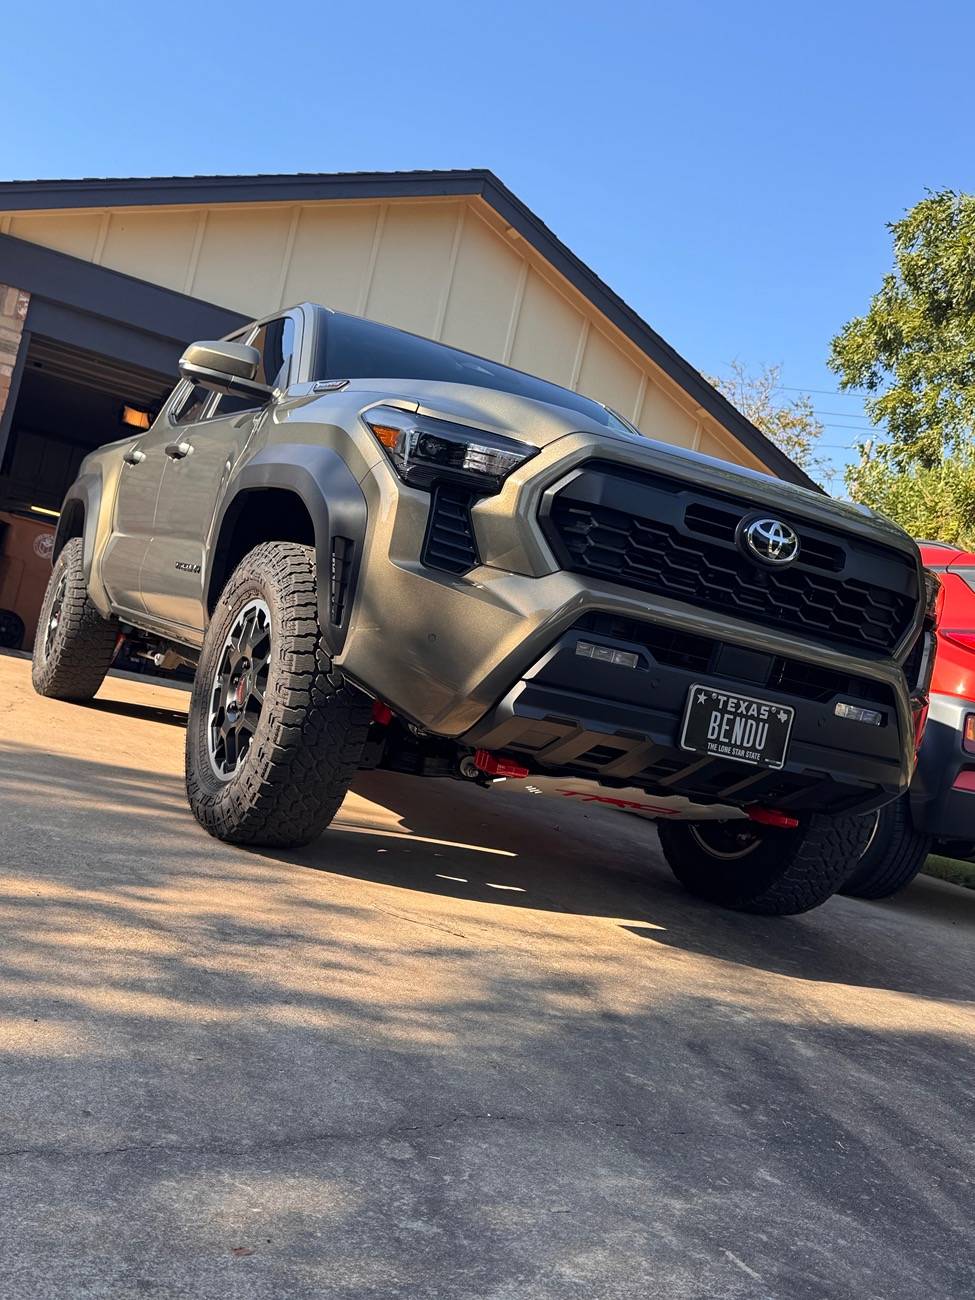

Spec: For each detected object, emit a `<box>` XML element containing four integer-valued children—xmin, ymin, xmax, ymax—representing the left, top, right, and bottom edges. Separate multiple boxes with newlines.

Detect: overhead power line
<box><xmin>810</xmin><ymin>409</ymin><xmax>873</xmax><ymax>420</ymax></box>
<box><xmin>818</xmin><ymin>422</ymin><xmax>877</xmax><ymax>432</ymax></box>
<box><xmin>775</xmin><ymin>385</ymin><xmax>866</xmax><ymax>398</ymax></box>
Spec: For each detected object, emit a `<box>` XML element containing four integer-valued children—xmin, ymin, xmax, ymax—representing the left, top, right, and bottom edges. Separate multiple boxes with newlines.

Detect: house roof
<box><xmin>0</xmin><ymin>169</ymin><xmax>816</xmax><ymax>489</ymax></box>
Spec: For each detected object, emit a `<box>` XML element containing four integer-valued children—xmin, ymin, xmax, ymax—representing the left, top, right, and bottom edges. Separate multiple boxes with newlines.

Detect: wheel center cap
<box><xmin>234</xmin><ymin>675</ymin><xmax>248</xmax><ymax>710</ymax></box>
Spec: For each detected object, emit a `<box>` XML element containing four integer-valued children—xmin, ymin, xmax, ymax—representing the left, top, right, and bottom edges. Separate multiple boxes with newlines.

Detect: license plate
<box><xmin>680</xmin><ymin>684</ymin><xmax>794</xmax><ymax>770</ymax></box>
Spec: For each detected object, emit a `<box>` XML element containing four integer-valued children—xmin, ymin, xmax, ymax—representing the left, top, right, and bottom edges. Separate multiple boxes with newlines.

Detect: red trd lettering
<box><xmin>556</xmin><ymin>790</ymin><xmax>679</xmax><ymax>815</ymax></box>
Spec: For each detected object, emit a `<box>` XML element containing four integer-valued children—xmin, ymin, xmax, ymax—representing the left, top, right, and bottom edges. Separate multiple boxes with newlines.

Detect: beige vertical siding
<box><xmin>439</xmin><ymin>210</ymin><xmax>524</xmax><ymax>359</ymax></box>
<box><xmin>279</xmin><ymin>204</ymin><xmax>383</xmax><ymax>313</ymax></box>
<box><xmin>6</xmin><ymin>211</ymin><xmax>105</xmax><ymax>261</ymax></box>
<box><xmin>576</xmin><ymin>324</ymin><xmax>644</xmax><ymax>421</ymax></box>
<box><xmin>191</xmin><ymin>206</ymin><xmax>296</xmax><ymax>313</ymax></box>
<box><xmin>0</xmin><ymin>196</ymin><xmax>772</xmax><ymax>473</ymax></box>
<box><xmin>365</xmin><ymin>201</ymin><xmax>460</xmax><ymax>337</ymax></box>
<box><xmin>101</xmin><ymin>209</ymin><xmax>201</xmax><ymax>287</ymax></box>
<box><xmin>639</xmin><ymin>378</ymin><xmax>702</xmax><ymax>449</ymax></box>
<box><xmin>508</xmin><ymin>268</ymin><xmax>585</xmax><ymax>388</ymax></box>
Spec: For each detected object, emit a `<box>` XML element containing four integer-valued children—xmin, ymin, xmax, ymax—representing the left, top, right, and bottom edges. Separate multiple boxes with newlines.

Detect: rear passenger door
<box><xmin>100</xmin><ymin>384</ymin><xmax>211</xmax><ymax>617</ymax></box>
<box><xmin>140</xmin><ymin>316</ymin><xmax>297</xmax><ymax>636</ymax></box>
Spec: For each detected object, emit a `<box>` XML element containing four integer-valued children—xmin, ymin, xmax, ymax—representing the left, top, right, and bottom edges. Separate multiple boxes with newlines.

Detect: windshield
<box><xmin>313</xmin><ymin>311</ymin><xmax>636</xmax><ymax>435</ymax></box>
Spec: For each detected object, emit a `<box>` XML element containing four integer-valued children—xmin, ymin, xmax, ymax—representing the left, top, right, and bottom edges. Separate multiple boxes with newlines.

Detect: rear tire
<box><xmin>185</xmin><ymin>541</ymin><xmax>371</xmax><ymax>848</ymax></box>
<box><xmin>839</xmin><ymin>793</ymin><xmax>931</xmax><ymax>899</ymax></box>
<box><xmin>31</xmin><ymin>537</ymin><xmax>118</xmax><ymax>701</ymax></box>
<box><xmin>657</xmin><ymin>813</ymin><xmax>875</xmax><ymax>915</ymax></box>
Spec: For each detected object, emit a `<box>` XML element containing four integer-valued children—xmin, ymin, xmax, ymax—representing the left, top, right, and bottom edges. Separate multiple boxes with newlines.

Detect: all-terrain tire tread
<box><xmin>839</xmin><ymin>794</ymin><xmax>931</xmax><ymax>899</ymax></box>
<box><xmin>31</xmin><ymin>537</ymin><xmax>118</xmax><ymax>701</ymax></box>
<box><xmin>658</xmin><ymin>813</ymin><xmax>875</xmax><ymax>916</ymax></box>
<box><xmin>186</xmin><ymin>541</ymin><xmax>371</xmax><ymax>848</ymax></box>
<box><xmin>741</xmin><ymin>813</ymin><xmax>875</xmax><ymax>915</ymax></box>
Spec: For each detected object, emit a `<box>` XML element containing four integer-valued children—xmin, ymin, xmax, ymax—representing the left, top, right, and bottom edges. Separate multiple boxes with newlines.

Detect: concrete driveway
<box><xmin>0</xmin><ymin>651</ymin><xmax>972</xmax><ymax>1299</ymax></box>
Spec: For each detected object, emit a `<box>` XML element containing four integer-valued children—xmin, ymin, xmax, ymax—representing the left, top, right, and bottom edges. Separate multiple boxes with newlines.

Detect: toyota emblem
<box><xmin>739</xmin><ymin>516</ymin><xmax>801</xmax><ymax>566</ymax></box>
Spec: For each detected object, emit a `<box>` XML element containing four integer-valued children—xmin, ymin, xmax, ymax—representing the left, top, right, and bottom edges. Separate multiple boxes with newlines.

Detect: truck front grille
<box><xmin>542</xmin><ymin>464</ymin><xmax>918</xmax><ymax>656</ymax></box>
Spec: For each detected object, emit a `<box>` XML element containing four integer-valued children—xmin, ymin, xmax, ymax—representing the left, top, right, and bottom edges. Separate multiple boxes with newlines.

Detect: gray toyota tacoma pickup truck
<box><xmin>32</xmin><ymin>303</ymin><xmax>937</xmax><ymax>914</ymax></box>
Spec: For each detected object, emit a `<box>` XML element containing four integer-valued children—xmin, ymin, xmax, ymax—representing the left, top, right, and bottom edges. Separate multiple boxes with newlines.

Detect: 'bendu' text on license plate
<box><xmin>679</xmin><ymin>685</ymin><xmax>795</xmax><ymax>770</ymax></box>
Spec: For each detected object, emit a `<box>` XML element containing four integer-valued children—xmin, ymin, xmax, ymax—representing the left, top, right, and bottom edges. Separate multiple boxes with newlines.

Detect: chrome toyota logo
<box><xmin>739</xmin><ymin>516</ymin><xmax>800</xmax><ymax>566</ymax></box>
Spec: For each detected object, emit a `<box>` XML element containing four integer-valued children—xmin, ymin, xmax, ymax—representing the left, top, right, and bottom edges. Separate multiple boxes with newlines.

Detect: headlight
<box><xmin>363</xmin><ymin>405</ymin><xmax>537</xmax><ymax>493</ymax></box>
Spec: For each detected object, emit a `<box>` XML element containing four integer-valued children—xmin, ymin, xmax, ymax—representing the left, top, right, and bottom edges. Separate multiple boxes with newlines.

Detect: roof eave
<box><xmin>0</xmin><ymin>168</ymin><xmax>816</xmax><ymax>490</ymax></box>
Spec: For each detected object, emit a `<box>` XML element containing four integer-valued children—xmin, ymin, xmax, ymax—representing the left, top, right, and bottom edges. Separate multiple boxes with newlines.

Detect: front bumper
<box><xmin>337</xmin><ymin>441</ymin><xmax>917</xmax><ymax>816</ymax></box>
<box><xmin>462</xmin><ymin>616</ymin><xmax>909</xmax><ymax>815</ymax></box>
<box><xmin>911</xmin><ymin>692</ymin><xmax>975</xmax><ymax>839</ymax></box>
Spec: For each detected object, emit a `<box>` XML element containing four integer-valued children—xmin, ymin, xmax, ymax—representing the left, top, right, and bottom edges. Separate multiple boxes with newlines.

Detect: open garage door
<box><xmin>0</xmin><ymin>336</ymin><xmax>176</xmax><ymax>651</ymax></box>
<box><xmin>0</xmin><ymin>334</ymin><xmax>175</xmax><ymax>515</ymax></box>
<box><xmin>25</xmin><ymin>336</ymin><xmax>174</xmax><ymax>407</ymax></box>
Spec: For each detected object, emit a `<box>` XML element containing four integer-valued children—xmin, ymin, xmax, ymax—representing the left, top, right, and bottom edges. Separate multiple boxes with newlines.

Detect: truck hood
<box><xmin>323</xmin><ymin>378</ymin><xmax>915</xmax><ymax>555</ymax></box>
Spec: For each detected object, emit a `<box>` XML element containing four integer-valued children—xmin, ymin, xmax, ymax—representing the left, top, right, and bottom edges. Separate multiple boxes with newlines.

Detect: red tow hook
<box><xmin>371</xmin><ymin>700</ymin><xmax>394</xmax><ymax>726</ymax></box>
<box><xmin>746</xmin><ymin>806</ymin><xmax>800</xmax><ymax>829</ymax></box>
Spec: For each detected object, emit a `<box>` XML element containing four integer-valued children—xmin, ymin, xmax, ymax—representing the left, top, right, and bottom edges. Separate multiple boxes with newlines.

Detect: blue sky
<box><xmin>5</xmin><ymin>0</ymin><xmax>972</xmax><ymax>491</ymax></box>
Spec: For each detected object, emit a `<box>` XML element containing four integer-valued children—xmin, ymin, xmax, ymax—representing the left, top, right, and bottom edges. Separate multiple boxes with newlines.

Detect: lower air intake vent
<box><xmin>330</xmin><ymin>536</ymin><xmax>354</xmax><ymax>625</ymax></box>
<box><xmin>422</xmin><ymin>483</ymin><xmax>480</xmax><ymax>574</ymax></box>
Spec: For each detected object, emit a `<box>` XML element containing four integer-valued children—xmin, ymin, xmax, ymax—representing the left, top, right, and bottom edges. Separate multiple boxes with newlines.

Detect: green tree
<box><xmin>707</xmin><ymin>360</ymin><xmax>826</xmax><ymax>478</ymax></box>
<box><xmin>829</xmin><ymin>190</ymin><xmax>975</xmax><ymax>466</ymax></box>
<box><xmin>845</xmin><ymin>444</ymin><xmax>975</xmax><ymax>547</ymax></box>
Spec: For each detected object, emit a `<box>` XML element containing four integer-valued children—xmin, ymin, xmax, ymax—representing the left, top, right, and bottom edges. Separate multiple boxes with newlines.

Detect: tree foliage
<box><xmin>707</xmin><ymin>360</ymin><xmax>825</xmax><ymax>478</ymax></box>
<box><xmin>845</xmin><ymin>444</ymin><xmax>975</xmax><ymax>547</ymax></box>
<box><xmin>829</xmin><ymin>190</ymin><xmax>975</xmax><ymax>466</ymax></box>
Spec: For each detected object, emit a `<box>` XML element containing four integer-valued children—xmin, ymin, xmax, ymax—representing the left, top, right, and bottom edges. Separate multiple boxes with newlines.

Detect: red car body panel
<box><xmin>920</xmin><ymin>542</ymin><xmax>975</xmax><ymax>702</ymax></box>
<box><xmin>912</xmin><ymin>542</ymin><xmax>975</xmax><ymax>845</ymax></box>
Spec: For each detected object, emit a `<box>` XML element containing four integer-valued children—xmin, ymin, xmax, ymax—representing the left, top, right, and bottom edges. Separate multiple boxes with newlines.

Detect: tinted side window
<box><xmin>171</xmin><ymin>384</ymin><xmax>211</xmax><ymax>425</ymax></box>
<box><xmin>255</xmin><ymin>316</ymin><xmax>295</xmax><ymax>388</ymax></box>
<box><xmin>211</xmin><ymin>317</ymin><xmax>295</xmax><ymax>417</ymax></box>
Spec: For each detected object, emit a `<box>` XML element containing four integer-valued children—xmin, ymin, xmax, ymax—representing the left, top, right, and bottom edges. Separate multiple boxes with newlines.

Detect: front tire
<box><xmin>185</xmin><ymin>541</ymin><xmax>371</xmax><ymax>848</ymax></box>
<box><xmin>839</xmin><ymin>794</ymin><xmax>931</xmax><ymax>899</ymax></box>
<box><xmin>657</xmin><ymin>813</ymin><xmax>875</xmax><ymax>915</ymax></box>
<box><xmin>31</xmin><ymin>537</ymin><xmax>118</xmax><ymax>701</ymax></box>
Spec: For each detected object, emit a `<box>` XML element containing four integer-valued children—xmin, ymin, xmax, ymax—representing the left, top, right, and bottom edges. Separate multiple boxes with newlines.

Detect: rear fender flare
<box><xmin>53</xmin><ymin>472</ymin><xmax>102</xmax><ymax>579</ymax></box>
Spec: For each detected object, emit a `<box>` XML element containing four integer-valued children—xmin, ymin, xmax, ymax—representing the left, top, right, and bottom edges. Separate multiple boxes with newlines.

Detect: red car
<box><xmin>843</xmin><ymin>540</ymin><xmax>975</xmax><ymax>897</ymax></box>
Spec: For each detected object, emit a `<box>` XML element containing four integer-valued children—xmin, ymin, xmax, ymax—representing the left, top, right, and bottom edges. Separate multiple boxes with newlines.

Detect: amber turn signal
<box><xmin>369</xmin><ymin>423</ymin><xmax>402</xmax><ymax>450</ymax></box>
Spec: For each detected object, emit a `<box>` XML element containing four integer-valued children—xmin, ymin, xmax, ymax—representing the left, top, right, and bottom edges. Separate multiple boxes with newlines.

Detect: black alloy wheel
<box><xmin>207</xmin><ymin>598</ymin><xmax>272</xmax><ymax>780</ymax></box>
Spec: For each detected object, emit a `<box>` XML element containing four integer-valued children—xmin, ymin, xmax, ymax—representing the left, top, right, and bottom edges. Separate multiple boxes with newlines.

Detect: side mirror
<box><xmin>178</xmin><ymin>340</ymin><xmax>272</xmax><ymax>401</ymax></box>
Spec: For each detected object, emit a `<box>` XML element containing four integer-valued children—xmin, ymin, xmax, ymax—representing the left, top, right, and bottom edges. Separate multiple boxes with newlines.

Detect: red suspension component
<box><xmin>746</xmin><ymin>806</ymin><xmax>800</xmax><ymax>829</ymax></box>
<box><xmin>474</xmin><ymin>749</ymin><xmax>530</xmax><ymax>779</ymax></box>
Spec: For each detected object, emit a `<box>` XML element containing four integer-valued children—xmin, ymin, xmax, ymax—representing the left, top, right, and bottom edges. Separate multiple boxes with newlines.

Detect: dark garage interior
<box><xmin>0</xmin><ymin>336</ymin><xmax>173</xmax><ymax>650</ymax></box>
<box><xmin>0</xmin><ymin>232</ymin><xmax>244</xmax><ymax>651</ymax></box>
<box><xmin>1</xmin><ymin>337</ymin><xmax>172</xmax><ymax>514</ymax></box>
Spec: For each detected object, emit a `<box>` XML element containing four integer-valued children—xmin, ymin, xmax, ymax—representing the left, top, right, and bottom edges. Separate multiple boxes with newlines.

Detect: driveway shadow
<box><xmin>260</xmin><ymin>770</ymin><xmax>975</xmax><ymax>1003</ymax></box>
<box><xmin>79</xmin><ymin>696</ymin><xmax>189</xmax><ymax>728</ymax></box>
<box><xmin>2</xmin><ymin>687</ymin><xmax>972</xmax><ymax>1005</ymax></box>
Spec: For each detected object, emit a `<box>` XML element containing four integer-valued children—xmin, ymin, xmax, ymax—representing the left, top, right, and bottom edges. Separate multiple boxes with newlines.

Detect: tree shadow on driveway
<box><xmin>0</xmin><ymin>731</ymin><xmax>973</xmax><ymax>1297</ymax></box>
<box><xmin>1</xmin><ymin>734</ymin><xmax>971</xmax><ymax>1002</ymax></box>
<box><xmin>267</xmin><ymin>769</ymin><xmax>975</xmax><ymax>1003</ymax></box>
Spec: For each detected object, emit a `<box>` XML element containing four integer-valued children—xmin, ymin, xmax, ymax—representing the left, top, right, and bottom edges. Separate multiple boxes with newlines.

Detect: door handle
<box><xmin>165</xmin><ymin>440</ymin><xmax>192</xmax><ymax>460</ymax></box>
<box><xmin>122</xmin><ymin>447</ymin><xmax>145</xmax><ymax>466</ymax></box>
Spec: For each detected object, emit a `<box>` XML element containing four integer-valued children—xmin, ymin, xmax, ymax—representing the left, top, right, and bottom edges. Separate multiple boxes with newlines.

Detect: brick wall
<box><xmin>0</xmin><ymin>284</ymin><xmax>30</xmax><ymax>428</ymax></box>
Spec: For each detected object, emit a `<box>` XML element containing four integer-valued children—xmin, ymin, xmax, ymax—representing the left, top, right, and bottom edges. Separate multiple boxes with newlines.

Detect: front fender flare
<box><xmin>208</xmin><ymin>444</ymin><xmax>368</xmax><ymax>654</ymax></box>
